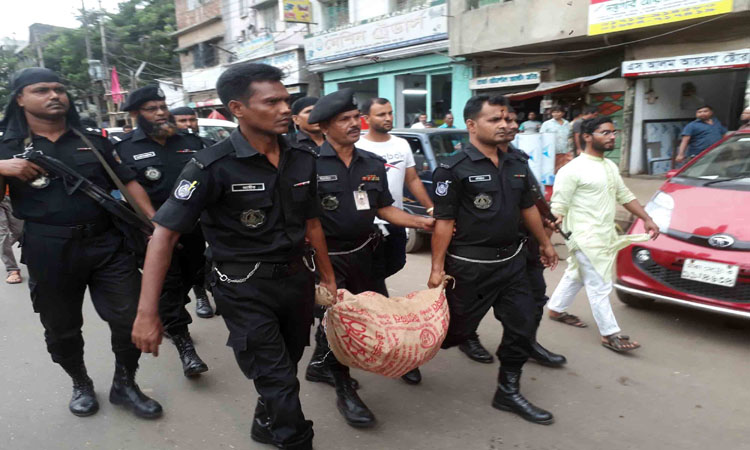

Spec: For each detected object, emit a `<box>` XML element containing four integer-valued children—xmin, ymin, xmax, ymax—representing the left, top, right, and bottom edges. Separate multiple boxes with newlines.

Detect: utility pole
<box><xmin>81</xmin><ymin>0</ymin><xmax>103</xmax><ymax>125</ymax></box>
<box><xmin>97</xmin><ymin>0</ymin><xmax>113</xmax><ymax>126</ymax></box>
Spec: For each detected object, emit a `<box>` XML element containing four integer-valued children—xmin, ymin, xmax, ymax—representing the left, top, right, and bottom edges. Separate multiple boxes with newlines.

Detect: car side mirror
<box><xmin>665</xmin><ymin>169</ymin><xmax>679</xmax><ymax>179</ymax></box>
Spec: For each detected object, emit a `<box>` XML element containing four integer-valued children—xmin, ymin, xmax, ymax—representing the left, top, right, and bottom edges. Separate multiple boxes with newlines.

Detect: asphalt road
<box><xmin>2</xmin><ymin>234</ymin><xmax>750</xmax><ymax>450</ymax></box>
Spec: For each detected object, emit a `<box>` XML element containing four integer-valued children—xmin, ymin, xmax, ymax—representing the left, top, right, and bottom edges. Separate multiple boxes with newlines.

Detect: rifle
<box><xmin>21</xmin><ymin>149</ymin><xmax>154</xmax><ymax>237</ymax></box>
<box><xmin>528</xmin><ymin>180</ymin><xmax>571</xmax><ymax>240</ymax></box>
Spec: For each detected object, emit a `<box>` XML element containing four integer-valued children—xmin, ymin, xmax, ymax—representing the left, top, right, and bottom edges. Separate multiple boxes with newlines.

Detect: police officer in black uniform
<box><xmin>131</xmin><ymin>63</ymin><xmax>337</xmax><ymax>450</ymax></box>
<box><xmin>306</xmin><ymin>89</ymin><xmax>435</xmax><ymax>428</ymax></box>
<box><xmin>289</xmin><ymin>97</ymin><xmax>324</xmax><ymax>153</ymax></box>
<box><xmin>170</xmin><ymin>105</ymin><xmax>214</xmax><ymax>319</ymax></box>
<box><xmin>0</xmin><ymin>68</ymin><xmax>162</xmax><ymax>419</ymax></box>
<box><xmin>506</xmin><ymin>109</ymin><xmax>566</xmax><ymax>367</ymax></box>
<box><xmin>115</xmin><ymin>86</ymin><xmax>208</xmax><ymax>377</ymax></box>
<box><xmin>428</xmin><ymin>94</ymin><xmax>559</xmax><ymax>425</ymax></box>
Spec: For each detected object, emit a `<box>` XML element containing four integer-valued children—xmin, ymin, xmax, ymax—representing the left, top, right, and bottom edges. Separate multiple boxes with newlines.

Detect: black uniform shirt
<box><xmin>432</xmin><ymin>143</ymin><xmax>535</xmax><ymax>248</ymax></box>
<box><xmin>152</xmin><ymin>128</ymin><xmax>319</xmax><ymax>264</ymax></box>
<box><xmin>0</xmin><ymin>127</ymin><xmax>136</xmax><ymax>226</ymax></box>
<box><xmin>289</xmin><ymin>131</ymin><xmax>321</xmax><ymax>155</ymax></box>
<box><xmin>115</xmin><ymin>127</ymin><xmax>205</xmax><ymax>208</ymax></box>
<box><xmin>315</xmin><ymin>141</ymin><xmax>393</xmax><ymax>243</ymax></box>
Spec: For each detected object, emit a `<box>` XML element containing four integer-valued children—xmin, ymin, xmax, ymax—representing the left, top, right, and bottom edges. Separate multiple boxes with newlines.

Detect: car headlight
<box><xmin>644</xmin><ymin>191</ymin><xmax>674</xmax><ymax>232</ymax></box>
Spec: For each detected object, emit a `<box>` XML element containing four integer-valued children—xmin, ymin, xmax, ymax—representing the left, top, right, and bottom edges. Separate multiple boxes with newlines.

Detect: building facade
<box><xmin>304</xmin><ymin>0</ymin><xmax>473</xmax><ymax>128</ymax></box>
<box><xmin>173</xmin><ymin>0</ymin><xmax>318</xmax><ymax>115</ymax></box>
<box><xmin>449</xmin><ymin>0</ymin><xmax>750</xmax><ymax>173</ymax></box>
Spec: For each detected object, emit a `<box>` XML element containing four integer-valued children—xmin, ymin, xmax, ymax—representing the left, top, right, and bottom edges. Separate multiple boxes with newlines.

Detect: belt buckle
<box><xmin>496</xmin><ymin>248</ymin><xmax>503</xmax><ymax>259</ymax></box>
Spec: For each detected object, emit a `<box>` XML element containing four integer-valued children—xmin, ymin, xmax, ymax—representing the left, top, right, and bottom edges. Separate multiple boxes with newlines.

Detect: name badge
<box><xmin>318</xmin><ymin>175</ymin><xmax>338</xmax><ymax>182</ymax></box>
<box><xmin>468</xmin><ymin>175</ymin><xmax>492</xmax><ymax>182</ymax></box>
<box><xmin>232</xmin><ymin>183</ymin><xmax>265</xmax><ymax>192</ymax></box>
<box><xmin>176</xmin><ymin>149</ymin><xmax>197</xmax><ymax>153</ymax></box>
<box><xmin>133</xmin><ymin>151</ymin><xmax>156</xmax><ymax>160</ymax></box>
<box><xmin>354</xmin><ymin>190</ymin><xmax>370</xmax><ymax>210</ymax></box>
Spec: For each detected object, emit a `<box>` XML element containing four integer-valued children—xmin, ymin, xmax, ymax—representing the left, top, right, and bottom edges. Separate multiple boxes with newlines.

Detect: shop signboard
<box><xmin>235</xmin><ymin>34</ymin><xmax>275</xmax><ymax>61</ymax></box>
<box><xmin>622</xmin><ymin>49</ymin><xmax>749</xmax><ymax>77</ymax></box>
<box><xmin>304</xmin><ymin>3</ymin><xmax>448</xmax><ymax>64</ymax></box>
<box><xmin>283</xmin><ymin>0</ymin><xmax>312</xmax><ymax>23</ymax></box>
<box><xmin>588</xmin><ymin>0</ymin><xmax>734</xmax><ymax>36</ymax></box>
<box><xmin>470</xmin><ymin>71</ymin><xmax>541</xmax><ymax>90</ymax></box>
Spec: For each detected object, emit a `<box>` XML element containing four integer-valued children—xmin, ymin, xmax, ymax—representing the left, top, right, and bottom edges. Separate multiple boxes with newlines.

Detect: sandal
<box><xmin>6</xmin><ymin>270</ymin><xmax>22</xmax><ymax>284</ymax></box>
<box><xmin>602</xmin><ymin>335</ymin><xmax>641</xmax><ymax>353</ymax></box>
<box><xmin>549</xmin><ymin>312</ymin><xmax>587</xmax><ymax>328</ymax></box>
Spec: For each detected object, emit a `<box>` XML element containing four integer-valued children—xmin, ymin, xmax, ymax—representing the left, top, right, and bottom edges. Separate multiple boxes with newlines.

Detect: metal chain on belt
<box><xmin>213</xmin><ymin>262</ymin><xmax>261</xmax><ymax>284</ymax></box>
<box><xmin>304</xmin><ymin>248</ymin><xmax>317</xmax><ymax>272</ymax></box>
<box><xmin>327</xmin><ymin>233</ymin><xmax>378</xmax><ymax>256</ymax></box>
<box><xmin>447</xmin><ymin>239</ymin><xmax>527</xmax><ymax>264</ymax></box>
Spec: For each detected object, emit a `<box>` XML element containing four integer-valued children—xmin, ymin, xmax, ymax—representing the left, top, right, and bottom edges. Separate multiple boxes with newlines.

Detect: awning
<box><xmin>505</xmin><ymin>67</ymin><xmax>619</xmax><ymax>101</ymax></box>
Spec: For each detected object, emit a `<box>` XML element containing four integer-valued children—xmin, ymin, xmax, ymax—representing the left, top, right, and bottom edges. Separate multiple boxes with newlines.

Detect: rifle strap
<box><xmin>69</xmin><ymin>128</ymin><xmax>152</xmax><ymax>227</ymax></box>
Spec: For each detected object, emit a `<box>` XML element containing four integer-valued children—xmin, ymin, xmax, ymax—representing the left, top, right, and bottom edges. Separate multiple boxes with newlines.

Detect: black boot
<box><xmin>63</xmin><ymin>363</ymin><xmax>99</xmax><ymax>417</ymax></box>
<box><xmin>459</xmin><ymin>336</ymin><xmax>494</xmax><ymax>363</ymax></box>
<box><xmin>251</xmin><ymin>398</ymin><xmax>314</xmax><ymax>450</ymax></box>
<box><xmin>306</xmin><ymin>342</ymin><xmax>360</xmax><ymax>389</ymax></box>
<box><xmin>194</xmin><ymin>286</ymin><xmax>214</xmax><ymax>318</ymax></box>
<box><xmin>331</xmin><ymin>366</ymin><xmax>375</xmax><ymax>428</ymax></box>
<box><xmin>171</xmin><ymin>331</ymin><xmax>209</xmax><ymax>377</ymax></box>
<box><xmin>492</xmin><ymin>368</ymin><xmax>554</xmax><ymax>425</ymax></box>
<box><xmin>401</xmin><ymin>367</ymin><xmax>422</xmax><ymax>385</ymax></box>
<box><xmin>109</xmin><ymin>363</ymin><xmax>163</xmax><ymax>419</ymax></box>
<box><xmin>529</xmin><ymin>341</ymin><xmax>567</xmax><ymax>367</ymax></box>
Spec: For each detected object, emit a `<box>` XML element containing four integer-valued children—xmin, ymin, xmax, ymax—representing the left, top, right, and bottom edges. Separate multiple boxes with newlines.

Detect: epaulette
<box><xmin>192</xmin><ymin>142</ymin><xmax>233</xmax><ymax>169</ymax></box>
<box><xmin>510</xmin><ymin>145</ymin><xmax>529</xmax><ymax>162</ymax></box>
<box><xmin>288</xmin><ymin>140</ymin><xmax>318</xmax><ymax>158</ymax></box>
<box><xmin>113</xmin><ymin>131</ymin><xmax>133</xmax><ymax>144</ymax></box>
<box><xmin>438</xmin><ymin>152</ymin><xmax>468</xmax><ymax>169</ymax></box>
<box><xmin>357</xmin><ymin>148</ymin><xmax>387</xmax><ymax>163</ymax></box>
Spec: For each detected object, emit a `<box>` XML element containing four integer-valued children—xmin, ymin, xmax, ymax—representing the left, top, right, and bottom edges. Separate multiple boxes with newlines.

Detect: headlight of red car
<box><xmin>644</xmin><ymin>191</ymin><xmax>674</xmax><ymax>233</ymax></box>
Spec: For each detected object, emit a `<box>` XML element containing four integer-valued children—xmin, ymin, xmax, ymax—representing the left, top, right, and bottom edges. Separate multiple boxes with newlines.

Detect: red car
<box><xmin>615</xmin><ymin>129</ymin><xmax>750</xmax><ymax>319</ymax></box>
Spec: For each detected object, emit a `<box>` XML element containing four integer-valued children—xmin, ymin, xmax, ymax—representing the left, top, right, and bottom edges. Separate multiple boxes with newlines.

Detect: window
<box><xmin>467</xmin><ymin>0</ymin><xmax>510</xmax><ymax>9</ymax></box>
<box><xmin>192</xmin><ymin>42</ymin><xmax>217</xmax><ymax>69</ymax></box>
<box><xmin>324</xmin><ymin>0</ymin><xmax>350</xmax><ymax>29</ymax></box>
<box><xmin>391</xmin><ymin>0</ymin><xmax>429</xmax><ymax>12</ymax></box>
<box><xmin>256</xmin><ymin>3</ymin><xmax>279</xmax><ymax>32</ymax></box>
<box><xmin>186</xmin><ymin>0</ymin><xmax>207</xmax><ymax>11</ymax></box>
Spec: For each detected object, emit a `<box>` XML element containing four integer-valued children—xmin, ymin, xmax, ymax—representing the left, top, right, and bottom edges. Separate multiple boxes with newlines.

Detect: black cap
<box><xmin>291</xmin><ymin>97</ymin><xmax>318</xmax><ymax>116</ymax></box>
<box><xmin>123</xmin><ymin>85</ymin><xmax>166</xmax><ymax>111</ymax></box>
<box><xmin>307</xmin><ymin>89</ymin><xmax>357</xmax><ymax>124</ymax></box>
<box><xmin>170</xmin><ymin>106</ymin><xmax>196</xmax><ymax>116</ymax></box>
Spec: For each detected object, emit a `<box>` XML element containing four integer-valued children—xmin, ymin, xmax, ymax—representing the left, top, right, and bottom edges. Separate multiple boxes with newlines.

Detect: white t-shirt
<box><xmin>356</xmin><ymin>134</ymin><xmax>416</xmax><ymax>223</ymax></box>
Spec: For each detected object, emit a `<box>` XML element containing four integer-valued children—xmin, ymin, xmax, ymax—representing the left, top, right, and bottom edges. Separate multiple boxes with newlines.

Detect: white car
<box><xmin>105</xmin><ymin>118</ymin><xmax>237</xmax><ymax>142</ymax></box>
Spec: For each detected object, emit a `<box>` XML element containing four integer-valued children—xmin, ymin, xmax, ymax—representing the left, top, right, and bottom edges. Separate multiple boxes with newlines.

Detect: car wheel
<box><xmin>617</xmin><ymin>290</ymin><xmax>655</xmax><ymax>308</ymax></box>
<box><xmin>405</xmin><ymin>228</ymin><xmax>424</xmax><ymax>253</ymax></box>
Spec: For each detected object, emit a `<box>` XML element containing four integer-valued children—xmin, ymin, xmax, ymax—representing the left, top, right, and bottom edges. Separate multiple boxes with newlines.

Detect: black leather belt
<box><xmin>24</xmin><ymin>220</ymin><xmax>111</xmax><ymax>239</ymax></box>
<box><xmin>215</xmin><ymin>258</ymin><xmax>304</xmax><ymax>280</ymax></box>
<box><xmin>448</xmin><ymin>241</ymin><xmax>521</xmax><ymax>260</ymax></box>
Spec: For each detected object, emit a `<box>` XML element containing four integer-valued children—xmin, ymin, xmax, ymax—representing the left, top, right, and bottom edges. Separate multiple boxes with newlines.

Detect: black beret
<box><xmin>122</xmin><ymin>85</ymin><xmax>166</xmax><ymax>111</ymax></box>
<box><xmin>291</xmin><ymin>97</ymin><xmax>318</xmax><ymax>116</ymax></box>
<box><xmin>170</xmin><ymin>106</ymin><xmax>196</xmax><ymax>116</ymax></box>
<box><xmin>307</xmin><ymin>89</ymin><xmax>357</xmax><ymax>124</ymax></box>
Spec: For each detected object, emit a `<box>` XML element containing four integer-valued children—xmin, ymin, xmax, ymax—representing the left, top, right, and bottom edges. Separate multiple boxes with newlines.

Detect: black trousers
<box><xmin>22</xmin><ymin>227</ymin><xmax>141</xmax><ymax>370</ymax></box>
<box><xmin>211</xmin><ymin>263</ymin><xmax>315</xmax><ymax>447</ymax></box>
<box><xmin>176</xmin><ymin>225</ymin><xmax>206</xmax><ymax>291</ymax></box>
<box><xmin>442</xmin><ymin>253</ymin><xmax>536</xmax><ymax>370</ymax></box>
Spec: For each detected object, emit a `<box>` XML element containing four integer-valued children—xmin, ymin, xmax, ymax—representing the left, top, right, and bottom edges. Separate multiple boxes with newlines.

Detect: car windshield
<box><xmin>428</xmin><ymin>132</ymin><xmax>471</xmax><ymax>163</ymax></box>
<box><xmin>200</xmin><ymin>125</ymin><xmax>234</xmax><ymax>142</ymax></box>
<box><xmin>679</xmin><ymin>136</ymin><xmax>750</xmax><ymax>185</ymax></box>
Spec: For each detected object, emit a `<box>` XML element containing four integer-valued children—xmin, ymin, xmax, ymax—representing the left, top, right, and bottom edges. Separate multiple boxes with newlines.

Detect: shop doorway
<box><xmin>431</xmin><ymin>73</ymin><xmax>452</xmax><ymax>126</ymax></box>
<box><xmin>339</xmin><ymin>79</ymin><xmax>379</xmax><ymax>108</ymax></box>
<box><xmin>399</xmin><ymin>74</ymin><xmax>428</xmax><ymax>127</ymax></box>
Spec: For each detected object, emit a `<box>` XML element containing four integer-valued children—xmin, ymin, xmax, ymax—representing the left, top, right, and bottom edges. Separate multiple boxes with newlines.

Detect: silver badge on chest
<box><xmin>241</xmin><ymin>209</ymin><xmax>266</xmax><ymax>228</ymax></box>
<box><xmin>473</xmin><ymin>193</ymin><xmax>493</xmax><ymax>209</ymax></box>
<box><xmin>321</xmin><ymin>195</ymin><xmax>339</xmax><ymax>211</ymax></box>
<box><xmin>144</xmin><ymin>166</ymin><xmax>162</xmax><ymax>181</ymax></box>
<box><xmin>29</xmin><ymin>175</ymin><xmax>51</xmax><ymax>189</ymax></box>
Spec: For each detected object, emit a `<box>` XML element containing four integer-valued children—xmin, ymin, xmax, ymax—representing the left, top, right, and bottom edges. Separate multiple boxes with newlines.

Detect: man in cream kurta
<box><xmin>546</xmin><ymin>117</ymin><xmax>659</xmax><ymax>352</ymax></box>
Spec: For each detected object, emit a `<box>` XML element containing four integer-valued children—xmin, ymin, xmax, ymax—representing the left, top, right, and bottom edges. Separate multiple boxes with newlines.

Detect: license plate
<box><xmin>681</xmin><ymin>259</ymin><xmax>739</xmax><ymax>288</ymax></box>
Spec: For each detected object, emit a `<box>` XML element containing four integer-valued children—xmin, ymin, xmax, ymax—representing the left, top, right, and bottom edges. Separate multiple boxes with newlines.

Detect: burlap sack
<box><xmin>316</xmin><ymin>284</ymin><xmax>450</xmax><ymax>378</ymax></box>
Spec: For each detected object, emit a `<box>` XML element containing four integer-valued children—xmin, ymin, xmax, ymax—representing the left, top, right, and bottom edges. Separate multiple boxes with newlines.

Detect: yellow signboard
<box><xmin>283</xmin><ymin>0</ymin><xmax>312</xmax><ymax>24</ymax></box>
<box><xmin>588</xmin><ymin>0</ymin><xmax>734</xmax><ymax>36</ymax></box>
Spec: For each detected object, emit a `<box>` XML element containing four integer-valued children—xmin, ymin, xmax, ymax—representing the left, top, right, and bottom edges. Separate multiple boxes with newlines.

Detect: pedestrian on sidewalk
<box><xmin>676</xmin><ymin>105</ymin><xmax>727</xmax><ymax>164</ymax></box>
<box><xmin>546</xmin><ymin>116</ymin><xmax>659</xmax><ymax>353</ymax></box>
<box><xmin>0</xmin><ymin>188</ymin><xmax>23</xmax><ymax>284</ymax></box>
<box><xmin>519</xmin><ymin>111</ymin><xmax>541</xmax><ymax>134</ymax></box>
<box><xmin>539</xmin><ymin>106</ymin><xmax>571</xmax><ymax>173</ymax></box>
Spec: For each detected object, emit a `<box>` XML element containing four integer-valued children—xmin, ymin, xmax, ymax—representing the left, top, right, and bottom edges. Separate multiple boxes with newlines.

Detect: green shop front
<box><xmin>303</xmin><ymin>2</ymin><xmax>472</xmax><ymax>128</ymax></box>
